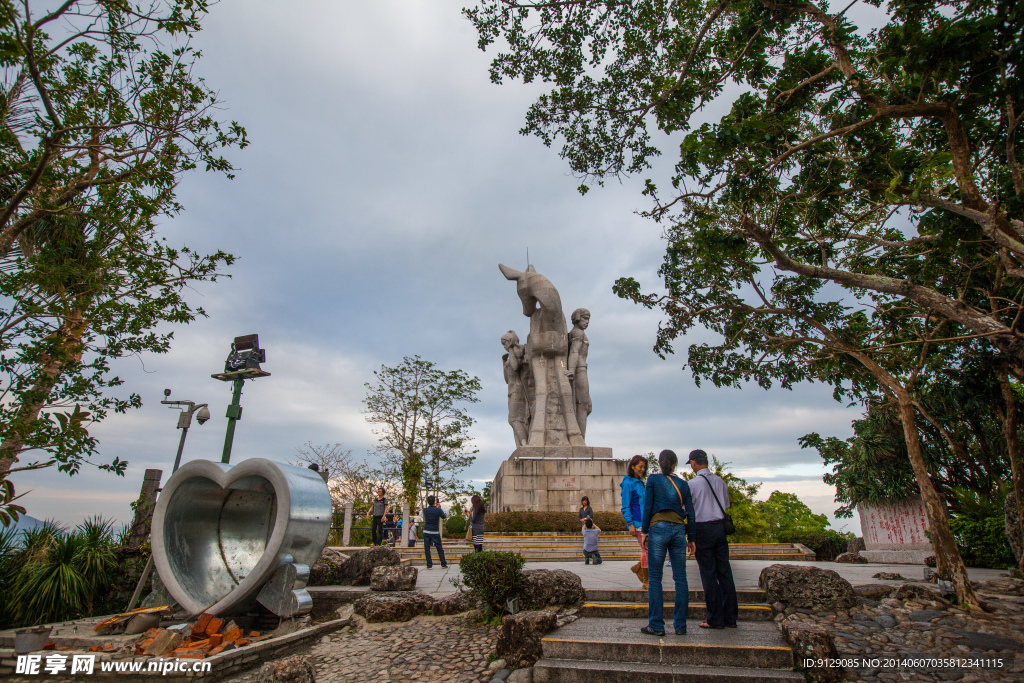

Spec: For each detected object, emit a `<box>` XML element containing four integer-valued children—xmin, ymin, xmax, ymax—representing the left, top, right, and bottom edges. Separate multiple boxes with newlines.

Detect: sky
<box><xmin>12</xmin><ymin>0</ymin><xmax>879</xmax><ymax>535</ymax></box>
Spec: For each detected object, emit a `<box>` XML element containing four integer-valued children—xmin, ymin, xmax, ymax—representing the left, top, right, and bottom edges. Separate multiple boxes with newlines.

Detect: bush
<box><xmin>484</xmin><ymin>511</ymin><xmax>626</xmax><ymax>533</ymax></box>
<box><xmin>778</xmin><ymin>530</ymin><xmax>852</xmax><ymax>562</ymax></box>
<box><xmin>445</xmin><ymin>514</ymin><xmax>468</xmax><ymax>537</ymax></box>
<box><xmin>453</xmin><ymin>550</ymin><xmax>525</xmax><ymax>618</ymax></box>
<box><xmin>950</xmin><ymin>514</ymin><xmax>1017</xmax><ymax>569</ymax></box>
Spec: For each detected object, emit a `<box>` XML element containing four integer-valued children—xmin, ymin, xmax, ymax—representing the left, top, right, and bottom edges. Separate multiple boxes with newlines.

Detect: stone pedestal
<box><xmin>491</xmin><ymin>447</ymin><xmax>624</xmax><ymax>512</ymax></box>
<box><xmin>858</xmin><ymin>498</ymin><xmax>933</xmax><ymax>564</ymax></box>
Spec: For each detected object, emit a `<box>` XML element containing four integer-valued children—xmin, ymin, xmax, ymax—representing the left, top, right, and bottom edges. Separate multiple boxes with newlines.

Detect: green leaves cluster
<box><xmin>363</xmin><ymin>356</ymin><xmax>482</xmax><ymax>509</ymax></box>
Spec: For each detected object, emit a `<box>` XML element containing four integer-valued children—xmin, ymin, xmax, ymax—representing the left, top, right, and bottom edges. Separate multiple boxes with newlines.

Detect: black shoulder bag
<box><xmin>701</xmin><ymin>473</ymin><xmax>736</xmax><ymax>535</ymax></box>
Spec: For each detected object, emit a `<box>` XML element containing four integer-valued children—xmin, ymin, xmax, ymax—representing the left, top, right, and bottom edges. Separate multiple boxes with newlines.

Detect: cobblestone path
<box><xmin>231</xmin><ymin>614</ymin><xmax>497</xmax><ymax>683</ymax></box>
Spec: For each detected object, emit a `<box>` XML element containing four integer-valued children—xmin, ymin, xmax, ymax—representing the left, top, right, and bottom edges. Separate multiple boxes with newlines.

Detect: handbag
<box><xmin>465</xmin><ymin>525</ymin><xmax>473</xmax><ymax>541</ymax></box>
<box><xmin>701</xmin><ymin>472</ymin><xmax>736</xmax><ymax>535</ymax></box>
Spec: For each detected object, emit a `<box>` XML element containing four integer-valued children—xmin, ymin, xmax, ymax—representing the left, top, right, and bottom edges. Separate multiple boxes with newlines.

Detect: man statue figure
<box><xmin>567</xmin><ymin>308</ymin><xmax>592</xmax><ymax>440</ymax></box>
<box><xmin>501</xmin><ymin>330</ymin><xmax>530</xmax><ymax>448</ymax></box>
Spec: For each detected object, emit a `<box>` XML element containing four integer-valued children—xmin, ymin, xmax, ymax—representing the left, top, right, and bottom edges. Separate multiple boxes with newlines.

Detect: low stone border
<box><xmin>0</xmin><ymin>614</ymin><xmax>352</xmax><ymax>682</ymax></box>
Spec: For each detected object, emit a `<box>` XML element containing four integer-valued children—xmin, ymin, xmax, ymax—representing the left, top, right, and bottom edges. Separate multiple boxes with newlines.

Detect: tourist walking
<box><xmin>366</xmin><ymin>487</ymin><xmax>389</xmax><ymax>546</ymax></box>
<box><xmin>579</xmin><ymin>496</ymin><xmax>593</xmax><ymax>523</ymax></box>
<box><xmin>470</xmin><ymin>494</ymin><xmax>486</xmax><ymax>552</ymax></box>
<box><xmin>620</xmin><ymin>455</ymin><xmax>648</xmax><ymax>588</ymax></box>
<box><xmin>422</xmin><ymin>495</ymin><xmax>448</xmax><ymax>569</ymax></box>
<box><xmin>408</xmin><ymin>516</ymin><xmax>419</xmax><ymax>547</ymax></box>
<box><xmin>686</xmin><ymin>449</ymin><xmax>738</xmax><ymax>629</ymax></box>
<box><xmin>582</xmin><ymin>517</ymin><xmax>602</xmax><ymax>564</ymax></box>
<box><xmin>639</xmin><ymin>449</ymin><xmax>696</xmax><ymax>636</ymax></box>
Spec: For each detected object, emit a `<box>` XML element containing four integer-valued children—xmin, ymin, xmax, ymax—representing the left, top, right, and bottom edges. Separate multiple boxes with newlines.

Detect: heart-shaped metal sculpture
<box><xmin>151</xmin><ymin>458</ymin><xmax>331</xmax><ymax>617</ymax></box>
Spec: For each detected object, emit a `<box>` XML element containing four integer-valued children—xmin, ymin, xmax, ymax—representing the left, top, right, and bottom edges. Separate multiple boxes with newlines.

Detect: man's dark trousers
<box><xmin>424</xmin><ymin>533</ymin><xmax>447</xmax><ymax>568</ymax></box>
<box><xmin>694</xmin><ymin>520</ymin><xmax>738</xmax><ymax>628</ymax></box>
<box><xmin>371</xmin><ymin>515</ymin><xmax>384</xmax><ymax>546</ymax></box>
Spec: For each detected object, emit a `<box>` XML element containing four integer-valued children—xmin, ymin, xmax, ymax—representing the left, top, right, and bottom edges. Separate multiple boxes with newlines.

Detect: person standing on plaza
<box><xmin>620</xmin><ymin>455</ymin><xmax>648</xmax><ymax>588</ymax></box>
<box><xmin>469</xmin><ymin>494</ymin><xmax>486</xmax><ymax>552</ymax></box>
<box><xmin>422</xmin><ymin>495</ymin><xmax>448</xmax><ymax>569</ymax></box>
<box><xmin>639</xmin><ymin>449</ymin><xmax>695</xmax><ymax>636</ymax></box>
<box><xmin>366</xmin><ymin>487</ymin><xmax>389</xmax><ymax>546</ymax></box>
<box><xmin>579</xmin><ymin>496</ymin><xmax>594</xmax><ymax>523</ymax></box>
<box><xmin>581</xmin><ymin>517</ymin><xmax>602</xmax><ymax>565</ymax></box>
<box><xmin>686</xmin><ymin>449</ymin><xmax>738</xmax><ymax>629</ymax></box>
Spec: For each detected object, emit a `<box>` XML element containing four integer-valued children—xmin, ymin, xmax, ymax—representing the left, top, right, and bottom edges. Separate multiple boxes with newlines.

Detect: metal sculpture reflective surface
<box><xmin>151</xmin><ymin>458</ymin><xmax>331</xmax><ymax>618</ymax></box>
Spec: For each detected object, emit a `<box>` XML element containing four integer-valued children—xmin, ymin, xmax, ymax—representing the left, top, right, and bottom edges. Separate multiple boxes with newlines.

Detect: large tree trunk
<box><xmin>894</xmin><ymin>393</ymin><xmax>980</xmax><ymax>608</ymax></box>
<box><xmin>0</xmin><ymin>308</ymin><xmax>86</xmax><ymax>480</ymax></box>
<box><xmin>999</xmin><ymin>374</ymin><xmax>1024</xmax><ymax>577</ymax></box>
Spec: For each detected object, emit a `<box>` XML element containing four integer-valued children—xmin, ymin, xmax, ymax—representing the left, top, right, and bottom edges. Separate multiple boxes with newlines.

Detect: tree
<box><xmin>758</xmin><ymin>491</ymin><xmax>829</xmax><ymax>540</ymax></box>
<box><xmin>0</xmin><ymin>0</ymin><xmax>246</xmax><ymax>523</ymax></box>
<box><xmin>464</xmin><ymin>0</ymin><xmax>1023</xmax><ymax>606</ymax></box>
<box><xmin>290</xmin><ymin>442</ymin><xmax>402</xmax><ymax>511</ymax></box>
<box><xmin>363</xmin><ymin>356</ymin><xmax>481</xmax><ymax>510</ymax></box>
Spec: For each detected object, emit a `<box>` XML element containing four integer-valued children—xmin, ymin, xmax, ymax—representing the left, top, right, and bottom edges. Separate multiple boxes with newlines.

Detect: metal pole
<box><xmin>172</xmin><ymin>426</ymin><xmax>189</xmax><ymax>472</ymax></box>
<box><xmin>221</xmin><ymin>378</ymin><xmax>244</xmax><ymax>464</ymax></box>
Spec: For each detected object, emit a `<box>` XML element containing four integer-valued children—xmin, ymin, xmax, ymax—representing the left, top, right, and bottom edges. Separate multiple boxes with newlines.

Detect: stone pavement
<box><xmin>232</xmin><ymin>614</ymin><xmax>497</xmax><ymax>683</ymax></box>
<box><xmin>415</xmin><ymin>559</ymin><xmax>1007</xmax><ymax>595</ymax></box>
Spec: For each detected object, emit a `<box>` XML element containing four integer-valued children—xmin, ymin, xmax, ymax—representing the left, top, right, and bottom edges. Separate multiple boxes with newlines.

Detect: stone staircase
<box><xmin>396</xmin><ymin>534</ymin><xmax>814</xmax><ymax>565</ymax></box>
<box><xmin>533</xmin><ymin>588</ymin><xmax>803</xmax><ymax>682</ymax></box>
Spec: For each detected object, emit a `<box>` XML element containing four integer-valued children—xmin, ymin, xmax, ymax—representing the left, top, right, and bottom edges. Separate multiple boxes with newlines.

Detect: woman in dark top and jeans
<box><xmin>470</xmin><ymin>494</ymin><xmax>486</xmax><ymax>552</ymax></box>
<box><xmin>579</xmin><ymin>496</ymin><xmax>593</xmax><ymax>523</ymax></box>
<box><xmin>640</xmin><ymin>449</ymin><xmax>696</xmax><ymax>636</ymax></box>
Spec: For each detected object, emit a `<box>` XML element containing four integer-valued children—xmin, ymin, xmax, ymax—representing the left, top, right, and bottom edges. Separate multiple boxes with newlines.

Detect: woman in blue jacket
<box><xmin>640</xmin><ymin>449</ymin><xmax>696</xmax><ymax>636</ymax></box>
<box><xmin>620</xmin><ymin>454</ymin><xmax>648</xmax><ymax>588</ymax></box>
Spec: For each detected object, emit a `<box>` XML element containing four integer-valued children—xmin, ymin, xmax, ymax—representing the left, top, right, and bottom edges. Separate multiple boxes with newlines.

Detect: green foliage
<box><xmin>759</xmin><ymin>491</ymin><xmax>829</xmax><ymax>539</ymax></box>
<box><xmin>948</xmin><ymin>487</ymin><xmax>1017</xmax><ymax>569</ymax></box>
<box><xmin>485</xmin><ymin>511</ymin><xmax>626</xmax><ymax>533</ymax></box>
<box><xmin>452</xmin><ymin>550</ymin><xmax>525</xmax><ymax>618</ymax></box>
<box><xmin>778</xmin><ymin>530</ymin><xmax>853</xmax><ymax>562</ymax></box>
<box><xmin>0</xmin><ymin>0</ymin><xmax>246</xmax><ymax>496</ymax></box>
<box><xmin>363</xmin><ymin>356</ymin><xmax>481</xmax><ymax>510</ymax></box>
<box><xmin>0</xmin><ymin>517</ymin><xmax>123</xmax><ymax>628</ymax></box>
<box><xmin>444</xmin><ymin>512</ymin><xmax>468</xmax><ymax>537</ymax></box>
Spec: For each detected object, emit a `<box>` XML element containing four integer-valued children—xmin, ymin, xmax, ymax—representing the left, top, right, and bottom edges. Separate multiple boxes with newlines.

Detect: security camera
<box><xmin>163</xmin><ymin>388</ymin><xmax>171</xmax><ymax>398</ymax></box>
<box><xmin>196</xmin><ymin>406</ymin><xmax>211</xmax><ymax>425</ymax></box>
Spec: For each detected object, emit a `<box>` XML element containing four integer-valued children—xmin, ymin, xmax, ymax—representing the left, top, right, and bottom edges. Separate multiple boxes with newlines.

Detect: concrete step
<box><xmin>541</xmin><ymin>618</ymin><xmax>794</xmax><ymax>669</ymax></box>
<box><xmin>580</xmin><ymin>603</ymin><xmax>773</xmax><ymax>621</ymax></box>
<box><xmin>584</xmin><ymin>589</ymin><xmax>767</xmax><ymax>604</ymax></box>
<box><xmin>533</xmin><ymin>659</ymin><xmax>804</xmax><ymax>683</ymax></box>
<box><xmin>398</xmin><ymin>552</ymin><xmax>808</xmax><ymax>565</ymax></box>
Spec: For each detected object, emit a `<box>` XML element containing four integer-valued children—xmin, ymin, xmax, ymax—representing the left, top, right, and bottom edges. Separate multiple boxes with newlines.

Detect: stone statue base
<box><xmin>491</xmin><ymin>446</ymin><xmax>624</xmax><ymax>513</ymax></box>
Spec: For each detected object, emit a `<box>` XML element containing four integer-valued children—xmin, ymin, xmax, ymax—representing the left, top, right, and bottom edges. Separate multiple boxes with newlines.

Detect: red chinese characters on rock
<box><xmin>859</xmin><ymin>498</ymin><xmax>931</xmax><ymax>550</ymax></box>
<box><xmin>550</xmin><ymin>476</ymin><xmax>580</xmax><ymax>490</ymax></box>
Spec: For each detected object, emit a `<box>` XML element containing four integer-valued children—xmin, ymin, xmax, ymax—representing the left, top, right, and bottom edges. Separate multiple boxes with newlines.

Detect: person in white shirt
<box><xmin>685</xmin><ymin>449</ymin><xmax>738</xmax><ymax>629</ymax></box>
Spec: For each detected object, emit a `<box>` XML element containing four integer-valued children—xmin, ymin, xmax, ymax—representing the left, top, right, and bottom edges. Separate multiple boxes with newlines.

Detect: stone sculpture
<box><xmin>501</xmin><ymin>330</ymin><xmax>531</xmax><ymax>448</ymax></box>
<box><xmin>567</xmin><ymin>308</ymin><xmax>591</xmax><ymax>440</ymax></box>
<box><xmin>498</xmin><ymin>263</ymin><xmax>585</xmax><ymax>446</ymax></box>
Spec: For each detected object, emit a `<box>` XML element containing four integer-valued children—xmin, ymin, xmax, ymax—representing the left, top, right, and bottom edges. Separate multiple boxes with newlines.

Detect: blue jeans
<box><xmin>647</xmin><ymin>521</ymin><xmax>689</xmax><ymax>633</ymax></box>
<box><xmin>424</xmin><ymin>532</ymin><xmax>446</xmax><ymax>568</ymax></box>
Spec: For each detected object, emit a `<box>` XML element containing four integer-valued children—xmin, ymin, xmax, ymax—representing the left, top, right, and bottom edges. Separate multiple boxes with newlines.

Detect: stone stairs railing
<box><xmin>533</xmin><ymin>587</ymin><xmax>802</xmax><ymax>682</ymax></box>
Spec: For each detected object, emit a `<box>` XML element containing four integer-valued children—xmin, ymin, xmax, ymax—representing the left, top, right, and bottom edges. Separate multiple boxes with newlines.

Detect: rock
<box><xmin>519</xmin><ymin>569</ymin><xmax>584</xmax><ymax>609</ymax></box>
<box><xmin>908</xmin><ymin>609</ymin><xmax>946</xmax><ymax>622</ymax></box>
<box><xmin>955</xmin><ymin>630</ymin><xmax>1024</xmax><ymax>652</ymax></box>
<box><xmin>1007</xmin><ymin>491</ymin><xmax>1023</xmax><ymax>565</ymax></box>
<box><xmin>853</xmin><ymin>584</ymin><xmax>897</xmax><ymax>600</ymax></box>
<box><xmin>487</xmin><ymin>659</ymin><xmax>507</xmax><ymax>671</ymax></box>
<box><xmin>342</xmin><ymin>546</ymin><xmax>401</xmax><ymax>586</ymax></box>
<box><xmin>924</xmin><ymin>555</ymin><xmax>937</xmax><ymax>567</ymax></box>
<box><xmin>507</xmin><ymin>668</ymin><xmax>533</xmax><ymax>683</ymax></box>
<box><xmin>847</xmin><ymin>537</ymin><xmax>866</xmax><ymax>555</ymax></box>
<box><xmin>492</xmin><ymin>670</ymin><xmax>511</xmax><ymax>682</ymax></box>
<box><xmin>781</xmin><ymin>619</ymin><xmax>843</xmax><ymax>682</ymax></box>
<box><xmin>353</xmin><ymin>592</ymin><xmax>434</xmax><ymax>622</ymax></box>
<box><xmin>308</xmin><ymin>548</ymin><xmax>349</xmax><ymax>586</ymax></box>
<box><xmin>124</xmin><ymin>612</ymin><xmax>161</xmax><ymax>635</ymax></box>
<box><xmin>893</xmin><ymin>584</ymin><xmax>946</xmax><ymax>604</ymax></box>
<box><xmin>872</xmin><ymin>572</ymin><xmax>906</xmax><ymax>581</ymax></box>
<box><xmin>143</xmin><ymin>630</ymin><xmax>183</xmax><ymax>656</ymax></box>
<box><xmin>973</xmin><ymin>577</ymin><xmax>1024</xmax><ymax>596</ymax></box>
<box><xmin>432</xmin><ymin>591</ymin><xmax>475</xmax><ymax>615</ymax></box>
<box><xmin>758</xmin><ymin>564</ymin><xmax>859</xmax><ymax>611</ymax></box>
<box><xmin>496</xmin><ymin>610</ymin><xmax>558</xmax><ymax>668</ymax></box>
<box><xmin>873</xmin><ymin>613</ymin><xmax>897</xmax><ymax>628</ymax></box>
<box><xmin>370</xmin><ymin>565</ymin><xmax>418</xmax><ymax>592</ymax></box>
<box><xmin>834</xmin><ymin>552</ymin><xmax>868</xmax><ymax>564</ymax></box>
<box><xmin>253</xmin><ymin>655</ymin><xmax>316</xmax><ymax>683</ymax></box>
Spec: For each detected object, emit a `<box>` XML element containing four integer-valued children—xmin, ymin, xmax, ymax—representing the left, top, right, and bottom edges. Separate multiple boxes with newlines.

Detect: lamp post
<box><xmin>160</xmin><ymin>389</ymin><xmax>211</xmax><ymax>472</ymax></box>
<box><xmin>211</xmin><ymin>334</ymin><xmax>270</xmax><ymax>464</ymax></box>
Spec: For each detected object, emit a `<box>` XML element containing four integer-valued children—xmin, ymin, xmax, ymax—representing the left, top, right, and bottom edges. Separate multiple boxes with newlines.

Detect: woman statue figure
<box><xmin>501</xmin><ymin>330</ymin><xmax>530</xmax><ymax>448</ymax></box>
<box><xmin>567</xmin><ymin>308</ymin><xmax>592</xmax><ymax>440</ymax></box>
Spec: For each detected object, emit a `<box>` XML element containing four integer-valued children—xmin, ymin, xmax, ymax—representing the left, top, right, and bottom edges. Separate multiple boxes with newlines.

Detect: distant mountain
<box><xmin>6</xmin><ymin>514</ymin><xmax>46</xmax><ymax>537</ymax></box>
